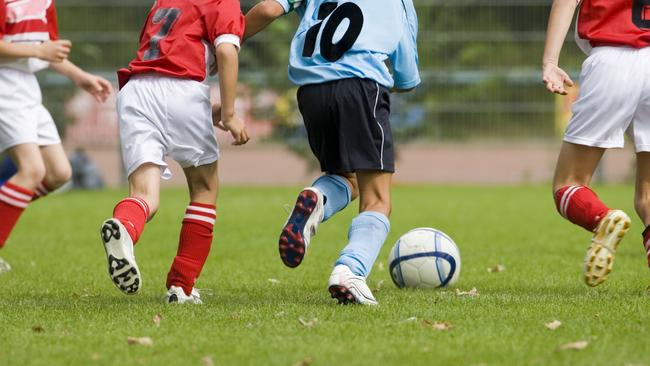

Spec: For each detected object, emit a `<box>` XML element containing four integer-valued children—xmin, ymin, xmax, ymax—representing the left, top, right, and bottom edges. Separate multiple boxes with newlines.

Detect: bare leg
<box><xmin>39</xmin><ymin>144</ymin><xmax>72</xmax><ymax>190</ymax></box>
<box><xmin>7</xmin><ymin>143</ymin><xmax>46</xmax><ymax>191</ymax></box>
<box><xmin>357</xmin><ymin>170</ymin><xmax>392</xmax><ymax>217</ymax></box>
<box><xmin>552</xmin><ymin>142</ymin><xmax>605</xmax><ymax>193</ymax></box>
<box><xmin>128</xmin><ymin>163</ymin><xmax>162</xmax><ymax>218</ymax></box>
<box><xmin>635</xmin><ymin>152</ymin><xmax>650</xmax><ymax>226</ymax></box>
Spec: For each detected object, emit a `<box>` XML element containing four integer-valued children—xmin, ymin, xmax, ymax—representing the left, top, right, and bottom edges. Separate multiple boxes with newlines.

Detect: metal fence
<box><xmin>41</xmin><ymin>0</ymin><xmax>584</xmax><ymax>142</ymax></box>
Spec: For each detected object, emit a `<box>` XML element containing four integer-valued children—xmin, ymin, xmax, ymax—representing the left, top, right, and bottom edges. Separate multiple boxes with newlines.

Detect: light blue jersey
<box><xmin>274</xmin><ymin>0</ymin><xmax>421</xmax><ymax>89</ymax></box>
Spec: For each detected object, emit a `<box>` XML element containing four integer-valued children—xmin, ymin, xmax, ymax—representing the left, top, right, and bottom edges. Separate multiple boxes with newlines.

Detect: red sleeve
<box><xmin>0</xmin><ymin>2</ymin><xmax>6</xmax><ymax>38</ymax></box>
<box><xmin>46</xmin><ymin>1</ymin><xmax>59</xmax><ymax>40</ymax></box>
<box><xmin>202</xmin><ymin>0</ymin><xmax>245</xmax><ymax>45</ymax></box>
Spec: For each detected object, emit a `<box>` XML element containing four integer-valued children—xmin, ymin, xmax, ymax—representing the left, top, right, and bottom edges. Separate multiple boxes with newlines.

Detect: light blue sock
<box><xmin>312</xmin><ymin>175</ymin><xmax>351</xmax><ymax>222</ymax></box>
<box><xmin>335</xmin><ymin>211</ymin><xmax>390</xmax><ymax>277</ymax></box>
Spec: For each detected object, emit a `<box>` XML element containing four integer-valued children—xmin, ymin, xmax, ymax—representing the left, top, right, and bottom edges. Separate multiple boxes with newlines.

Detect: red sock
<box><xmin>166</xmin><ymin>202</ymin><xmax>216</xmax><ymax>295</ymax></box>
<box><xmin>32</xmin><ymin>181</ymin><xmax>51</xmax><ymax>201</ymax></box>
<box><xmin>643</xmin><ymin>226</ymin><xmax>650</xmax><ymax>268</ymax></box>
<box><xmin>0</xmin><ymin>182</ymin><xmax>33</xmax><ymax>248</ymax></box>
<box><xmin>554</xmin><ymin>185</ymin><xmax>609</xmax><ymax>232</ymax></box>
<box><xmin>112</xmin><ymin>197</ymin><xmax>150</xmax><ymax>244</ymax></box>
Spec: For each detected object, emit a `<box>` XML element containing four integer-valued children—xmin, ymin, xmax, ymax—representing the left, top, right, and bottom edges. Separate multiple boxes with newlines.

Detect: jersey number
<box><xmin>302</xmin><ymin>2</ymin><xmax>364</xmax><ymax>62</ymax></box>
<box><xmin>143</xmin><ymin>8</ymin><xmax>181</xmax><ymax>61</ymax></box>
<box><xmin>633</xmin><ymin>0</ymin><xmax>650</xmax><ymax>29</ymax></box>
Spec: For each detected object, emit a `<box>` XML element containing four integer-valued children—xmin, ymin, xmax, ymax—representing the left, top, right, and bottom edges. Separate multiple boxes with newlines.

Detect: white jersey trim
<box><xmin>214</xmin><ymin>34</ymin><xmax>241</xmax><ymax>51</ymax></box>
<box><xmin>3</xmin><ymin>32</ymin><xmax>50</xmax><ymax>43</ymax></box>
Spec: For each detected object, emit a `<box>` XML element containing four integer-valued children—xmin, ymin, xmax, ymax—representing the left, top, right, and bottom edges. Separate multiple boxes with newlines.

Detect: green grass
<box><xmin>1</xmin><ymin>185</ymin><xmax>649</xmax><ymax>366</ymax></box>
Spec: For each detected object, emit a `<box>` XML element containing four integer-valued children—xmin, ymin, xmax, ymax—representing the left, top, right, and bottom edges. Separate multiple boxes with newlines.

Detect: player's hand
<box><xmin>77</xmin><ymin>73</ymin><xmax>113</xmax><ymax>103</ymax></box>
<box><xmin>217</xmin><ymin>115</ymin><xmax>250</xmax><ymax>146</ymax></box>
<box><xmin>211</xmin><ymin>103</ymin><xmax>222</xmax><ymax>127</ymax></box>
<box><xmin>36</xmin><ymin>40</ymin><xmax>71</xmax><ymax>63</ymax></box>
<box><xmin>542</xmin><ymin>62</ymin><xmax>574</xmax><ymax>95</ymax></box>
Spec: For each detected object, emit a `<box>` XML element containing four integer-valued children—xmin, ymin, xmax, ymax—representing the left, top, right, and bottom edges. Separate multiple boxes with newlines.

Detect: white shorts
<box><xmin>565</xmin><ymin>46</ymin><xmax>650</xmax><ymax>151</ymax></box>
<box><xmin>117</xmin><ymin>75</ymin><xmax>219</xmax><ymax>179</ymax></box>
<box><xmin>0</xmin><ymin>104</ymin><xmax>61</xmax><ymax>152</ymax></box>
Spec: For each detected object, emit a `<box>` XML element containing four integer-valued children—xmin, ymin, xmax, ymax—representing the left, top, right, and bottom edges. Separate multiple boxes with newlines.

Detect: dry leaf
<box><xmin>558</xmin><ymin>340</ymin><xmax>588</xmax><ymax>351</ymax></box>
<box><xmin>201</xmin><ymin>356</ymin><xmax>215</xmax><ymax>366</ymax></box>
<box><xmin>267</xmin><ymin>278</ymin><xmax>281</xmax><ymax>284</ymax></box>
<box><xmin>153</xmin><ymin>314</ymin><xmax>162</xmax><ymax>327</ymax></box>
<box><xmin>373</xmin><ymin>280</ymin><xmax>385</xmax><ymax>292</ymax></box>
<box><xmin>293</xmin><ymin>357</ymin><xmax>313</xmax><ymax>366</ymax></box>
<box><xmin>275</xmin><ymin>311</ymin><xmax>286</xmax><ymax>317</ymax></box>
<box><xmin>298</xmin><ymin>318</ymin><xmax>319</xmax><ymax>328</ymax></box>
<box><xmin>545</xmin><ymin>320</ymin><xmax>562</xmax><ymax>330</ymax></box>
<box><xmin>31</xmin><ymin>325</ymin><xmax>45</xmax><ymax>333</ymax></box>
<box><xmin>487</xmin><ymin>264</ymin><xmax>506</xmax><ymax>273</ymax></box>
<box><xmin>456</xmin><ymin>288</ymin><xmax>480</xmax><ymax>297</ymax></box>
<box><xmin>0</xmin><ymin>257</ymin><xmax>11</xmax><ymax>274</ymax></box>
<box><xmin>399</xmin><ymin>316</ymin><xmax>418</xmax><ymax>323</ymax></box>
<box><xmin>377</xmin><ymin>262</ymin><xmax>385</xmax><ymax>271</ymax></box>
<box><xmin>422</xmin><ymin>319</ymin><xmax>453</xmax><ymax>331</ymax></box>
<box><xmin>90</xmin><ymin>353</ymin><xmax>100</xmax><ymax>361</ymax></box>
<box><xmin>127</xmin><ymin>337</ymin><xmax>153</xmax><ymax>347</ymax></box>
<box><xmin>230</xmin><ymin>312</ymin><xmax>241</xmax><ymax>320</ymax></box>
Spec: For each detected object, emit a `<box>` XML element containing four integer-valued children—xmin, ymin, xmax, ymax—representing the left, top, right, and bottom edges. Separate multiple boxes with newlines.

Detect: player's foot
<box><xmin>328</xmin><ymin>264</ymin><xmax>378</xmax><ymax>306</ymax></box>
<box><xmin>100</xmin><ymin>218</ymin><xmax>141</xmax><ymax>295</ymax></box>
<box><xmin>278</xmin><ymin>187</ymin><xmax>324</xmax><ymax>268</ymax></box>
<box><xmin>0</xmin><ymin>256</ymin><xmax>10</xmax><ymax>274</ymax></box>
<box><xmin>165</xmin><ymin>286</ymin><xmax>202</xmax><ymax>304</ymax></box>
<box><xmin>584</xmin><ymin>210</ymin><xmax>631</xmax><ymax>287</ymax></box>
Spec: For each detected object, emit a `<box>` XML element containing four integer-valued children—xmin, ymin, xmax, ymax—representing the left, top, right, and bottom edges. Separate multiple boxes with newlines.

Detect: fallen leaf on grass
<box><xmin>267</xmin><ymin>278</ymin><xmax>280</xmax><ymax>284</ymax></box>
<box><xmin>31</xmin><ymin>325</ymin><xmax>45</xmax><ymax>333</ymax></box>
<box><xmin>373</xmin><ymin>280</ymin><xmax>385</xmax><ymax>292</ymax></box>
<box><xmin>298</xmin><ymin>318</ymin><xmax>319</xmax><ymax>328</ymax></box>
<box><xmin>153</xmin><ymin>314</ymin><xmax>162</xmax><ymax>327</ymax></box>
<box><xmin>275</xmin><ymin>311</ymin><xmax>286</xmax><ymax>317</ymax></box>
<box><xmin>127</xmin><ymin>337</ymin><xmax>153</xmax><ymax>347</ymax></box>
<box><xmin>90</xmin><ymin>353</ymin><xmax>100</xmax><ymax>361</ymax></box>
<box><xmin>545</xmin><ymin>320</ymin><xmax>562</xmax><ymax>330</ymax></box>
<box><xmin>293</xmin><ymin>357</ymin><xmax>313</xmax><ymax>366</ymax></box>
<box><xmin>399</xmin><ymin>317</ymin><xmax>418</xmax><ymax>323</ymax></box>
<box><xmin>456</xmin><ymin>288</ymin><xmax>479</xmax><ymax>297</ymax></box>
<box><xmin>230</xmin><ymin>312</ymin><xmax>241</xmax><ymax>320</ymax></box>
<box><xmin>558</xmin><ymin>340</ymin><xmax>588</xmax><ymax>351</ymax></box>
<box><xmin>377</xmin><ymin>262</ymin><xmax>385</xmax><ymax>271</ymax></box>
<box><xmin>422</xmin><ymin>319</ymin><xmax>453</xmax><ymax>331</ymax></box>
<box><xmin>201</xmin><ymin>356</ymin><xmax>215</xmax><ymax>366</ymax></box>
<box><xmin>487</xmin><ymin>264</ymin><xmax>506</xmax><ymax>273</ymax></box>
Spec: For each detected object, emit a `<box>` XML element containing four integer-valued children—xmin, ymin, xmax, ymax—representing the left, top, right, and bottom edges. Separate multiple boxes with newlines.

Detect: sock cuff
<box><xmin>184</xmin><ymin>203</ymin><xmax>217</xmax><ymax>227</ymax></box>
<box><xmin>34</xmin><ymin>181</ymin><xmax>51</xmax><ymax>198</ymax></box>
<box><xmin>554</xmin><ymin>185</ymin><xmax>590</xmax><ymax>218</ymax></box>
<box><xmin>355</xmin><ymin>211</ymin><xmax>390</xmax><ymax>231</ymax></box>
<box><xmin>643</xmin><ymin>225</ymin><xmax>650</xmax><ymax>239</ymax></box>
<box><xmin>314</xmin><ymin>174</ymin><xmax>352</xmax><ymax>202</ymax></box>
<box><xmin>115</xmin><ymin>197</ymin><xmax>150</xmax><ymax>218</ymax></box>
<box><xmin>0</xmin><ymin>182</ymin><xmax>33</xmax><ymax>208</ymax></box>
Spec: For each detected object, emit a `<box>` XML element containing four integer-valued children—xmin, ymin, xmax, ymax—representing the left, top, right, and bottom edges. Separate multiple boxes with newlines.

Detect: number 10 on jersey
<box><xmin>302</xmin><ymin>2</ymin><xmax>364</xmax><ymax>62</ymax></box>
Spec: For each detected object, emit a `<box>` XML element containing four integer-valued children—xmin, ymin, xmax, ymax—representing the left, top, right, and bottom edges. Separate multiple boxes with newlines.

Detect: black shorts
<box><xmin>297</xmin><ymin>78</ymin><xmax>395</xmax><ymax>174</ymax></box>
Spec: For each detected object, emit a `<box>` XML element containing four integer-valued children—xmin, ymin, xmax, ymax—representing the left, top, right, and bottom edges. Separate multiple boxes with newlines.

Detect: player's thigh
<box><xmin>39</xmin><ymin>144</ymin><xmax>71</xmax><ymax>185</ymax></box>
<box><xmin>356</xmin><ymin>170</ymin><xmax>392</xmax><ymax>216</ymax></box>
<box><xmin>183</xmin><ymin>161</ymin><xmax>219</xmax><ymax>202</ymax></box>
<box><xmin>564</xmin><ymin>47</ymin><xmax>642</xmax><ymax>149</ymax></box>
<box><xmin>553</xmin><ymin>142</ymin><xmax>605</xmax><ymax>191</ymax></box>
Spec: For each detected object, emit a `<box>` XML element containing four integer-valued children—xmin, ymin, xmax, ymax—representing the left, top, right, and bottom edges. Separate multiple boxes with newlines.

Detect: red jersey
<box><xmin>578</xmin><ymin>0</ymin><xmax>650</xmax><ymax>49</ymax></box>
<box><xmin>0</xmin><ymin>0</ymin><xmax>58</xmax><ymax>43</ymax></box>
<box><xmin>118</xmin><ymin>0</ymin><xmax>244</xmax><ymax>88</ymax></box>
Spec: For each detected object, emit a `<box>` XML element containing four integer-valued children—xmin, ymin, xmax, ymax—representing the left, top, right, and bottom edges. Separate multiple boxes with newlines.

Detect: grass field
<box><xmin>1</xmin><ymin>185</ymin><xmax>649</xmax><ymax>366</ymax></box>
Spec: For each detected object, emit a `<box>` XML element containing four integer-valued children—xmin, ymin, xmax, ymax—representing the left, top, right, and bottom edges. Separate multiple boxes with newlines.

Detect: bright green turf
<box><xmin>1</xmin><ymin>185</ymin><xmax>649</xmax><ymax>366</ymax></box>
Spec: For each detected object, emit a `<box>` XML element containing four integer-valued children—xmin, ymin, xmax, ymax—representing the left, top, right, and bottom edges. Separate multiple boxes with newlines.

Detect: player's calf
<box><xmin>554</xmin><ymin>185</ymin><xmax>609</xmax><ymax>231</ymax></box>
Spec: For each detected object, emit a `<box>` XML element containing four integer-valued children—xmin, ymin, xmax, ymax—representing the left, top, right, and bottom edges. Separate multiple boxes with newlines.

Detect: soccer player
<box><xmin>541</xmin><ymin>0</ymin><xmax>650</xmax><ymax>286</ymax></box>
<box><xmin>99</xmin><ymin>0</ymin><xmax>248</xmax><ymax>303</ymax></box>
<box><xmin>0</xmin><ymin>0</ymin><xmax>112</xmax><ymax>269</ymax></box>
<box><xmin>245</xmin><ymin>0</ymin><xmax>420</xmax><ymax>305</ymax></box>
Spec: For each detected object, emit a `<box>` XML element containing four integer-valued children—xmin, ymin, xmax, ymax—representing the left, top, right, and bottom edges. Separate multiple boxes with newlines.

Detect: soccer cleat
<box><xmin>165</xmin><ymin>286</ymin><xmax>202</xmax><ymax>304</ymax></box>
<box><xmin>0</xmin><ymin>256</ymin><xmax>10</xmax><ymax>274</ymax></box>
<box><xmin>584</xmin><ymin>210</ymin><xmax>631</xmax><ymax>287</ymax></box>
<box><xmin>278</xmin><ymin>188</ymin><xmax>324</xmax><ymax>268</ymax></box>
<box><xmin>328</xmin><ymin>264</ymin><xmax>378</xmax><ymax>306</ymax></box>
<box><xmin>100</xmin><ymin>218</ymin><xmax>141</xmax><ymax>295</ymax></box>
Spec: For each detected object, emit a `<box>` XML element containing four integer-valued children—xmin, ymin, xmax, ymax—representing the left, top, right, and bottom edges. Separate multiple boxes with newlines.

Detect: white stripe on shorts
<box><xmin>373</xmin><ymin>82</ymin><xmax>385</xmax><ymax>171</ymax></box>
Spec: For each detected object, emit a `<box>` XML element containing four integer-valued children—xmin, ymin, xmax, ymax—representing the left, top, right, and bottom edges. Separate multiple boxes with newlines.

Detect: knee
<box><xmin>45</xmin><ymin>163</ymin><xmax>72</xmax><ymax>189</ymax></box>
<box><xmin>16</xmin><ymin>161</ymin><xmax>46</xmax><ymax>189</ymax></box>
<box><xmin>341</xmin><ymin>175</ymin><xmax>359</xmax><ymax>201</ymax></box>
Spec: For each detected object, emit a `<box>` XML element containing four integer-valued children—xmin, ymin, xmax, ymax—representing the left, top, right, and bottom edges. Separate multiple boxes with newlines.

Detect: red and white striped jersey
<box><xmin>577</xmin><ymin>0</ymin><xmax>650</xmax><ymax>52</ymax></box>
<box><xmin>117</xmin><ymin>0</ymin><xmax>244</xmax><ymax>89</ymax></box>
<box><xmin>0</xmin><ymin>0</ymin><xmax>59</xmax><ymax>73</ymax></box>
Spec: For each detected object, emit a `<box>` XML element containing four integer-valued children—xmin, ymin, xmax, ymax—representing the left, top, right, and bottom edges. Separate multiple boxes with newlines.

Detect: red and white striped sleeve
<box><xmin>202</xmin><ymin>0</ymin><xmax>245</xmax><ymax>50</ymax></box>
<box><xmin>46</xmin><ymin>0</ymin><xmax>58</xmax><ymax>40</ymax></box>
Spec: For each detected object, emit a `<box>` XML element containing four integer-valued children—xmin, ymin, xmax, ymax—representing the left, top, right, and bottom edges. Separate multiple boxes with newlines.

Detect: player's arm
<box><xmin>0</xmin><ymin>40</ymin><xmax>71</xmax><ymax>62</ymax></box>
<box><xmin>390</xmin><ymin>0</ymin><xmax>421</xmax><ymax>93</ymax></box>
<box><xmin>49</xmin><ymin>60</ymin><xmax>112</xmax><ymax>103</ymax></box>
<box><xmin>243</xmin><ymin>0</ymin><xmax>285</xmax><ymax>41</ymax></box>
<box><xmin>215</xmin><ymin>43</ymin><xmax>250</xmax><ymax>145</ymax></box>
<box><xmin>542</xmin><ymin>0</ymin><xmax>579</xmax><ymax>95</ymax></box>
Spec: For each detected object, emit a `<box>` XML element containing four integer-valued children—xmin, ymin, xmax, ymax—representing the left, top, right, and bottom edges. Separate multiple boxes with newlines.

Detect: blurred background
<box><xmin>19</xmin><ymin>0</ymin><xmax>636</xmax><ymax>188</ymax></box>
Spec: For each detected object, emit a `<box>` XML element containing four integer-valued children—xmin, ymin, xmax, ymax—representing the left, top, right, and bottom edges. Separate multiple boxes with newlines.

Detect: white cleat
<box><xmin>584</xmin><ymin>210</ymin><xmax>631</xmax><ymax>287</ymax></box>
<box><xmin>0</xmin><ymin>256</ymin><xmax>10</xmax><ymax>274</ymax></box>
<box><xmin>100</xmin><ymin>218</ymin><xmax>141</xmax><ymax>295</ymax></box>
<box><xmin>165</xmin><ymin>286</ymin><xmax>202</xmax><ymax>304</ymax></box>
<box><xmin>278</xmin><ymin>187</ymin><xmax>324</xmax><ymax>268</ymax></box>
<box><xmin>328</xmin><ymin>264</ymin><xmax>378</xmax><ymax>306</ymax></box>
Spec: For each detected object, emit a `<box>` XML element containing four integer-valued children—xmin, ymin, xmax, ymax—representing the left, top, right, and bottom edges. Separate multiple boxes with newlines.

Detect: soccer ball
<box><xmin>388</xmin><ymin>228</ymin><xmax>461</xmax><ymax>288</ymax></box>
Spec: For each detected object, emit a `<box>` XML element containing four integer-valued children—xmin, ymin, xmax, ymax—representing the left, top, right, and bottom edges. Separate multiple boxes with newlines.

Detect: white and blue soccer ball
<box><xmin>388</xmin><ymin>228</ymin><xmax>461</xmax><ymax>289</ymax></box>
